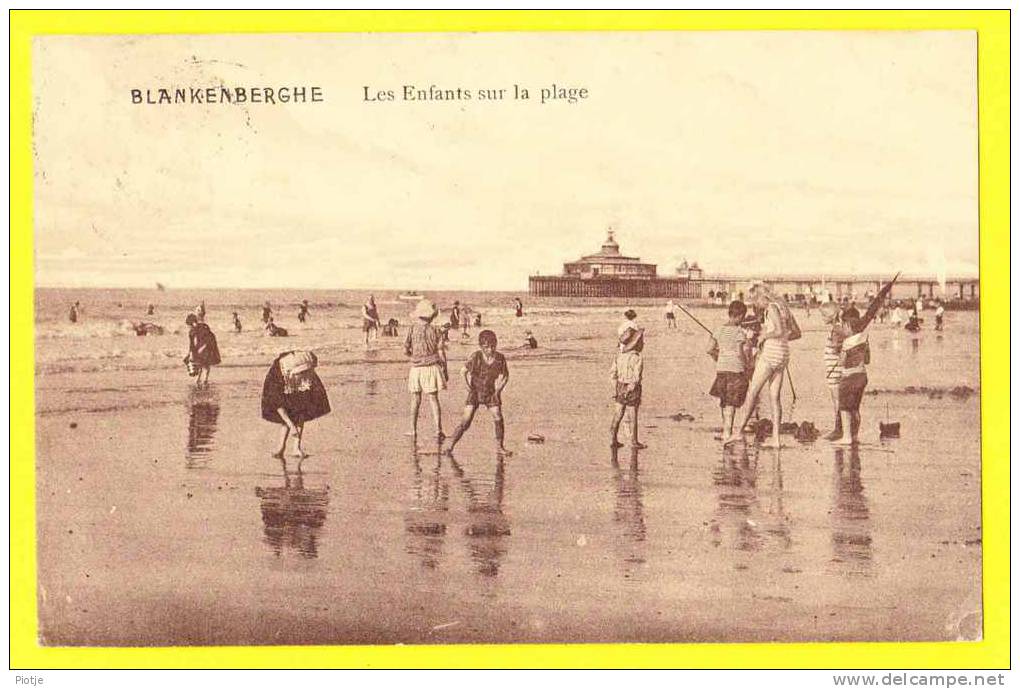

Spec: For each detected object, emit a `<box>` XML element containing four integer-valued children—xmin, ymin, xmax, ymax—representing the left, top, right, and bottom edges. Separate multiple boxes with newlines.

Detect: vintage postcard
<box><xmin>12</xmin><ymin>11</ymin><xmax>1009</xmax><ymax>669</ymax></box>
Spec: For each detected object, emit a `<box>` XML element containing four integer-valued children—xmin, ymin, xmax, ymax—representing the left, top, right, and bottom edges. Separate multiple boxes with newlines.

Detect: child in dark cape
<box><xmin>261</xmin><ymin>350</ymin><xmax>331</xmax><ymax>458</ymax></box>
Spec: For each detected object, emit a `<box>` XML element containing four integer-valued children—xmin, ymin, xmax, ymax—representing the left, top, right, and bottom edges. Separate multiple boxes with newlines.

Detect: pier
<box><xmin>528</xmin><ymin>233</ymin><xmax>979</xmax><ymax>304</ymax></box>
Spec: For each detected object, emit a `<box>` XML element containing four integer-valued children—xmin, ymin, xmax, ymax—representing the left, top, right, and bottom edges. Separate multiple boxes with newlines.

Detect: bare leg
<box><xmin>833</xmin><ymin>411</ymin><xmax>855</xmax><ymax>445</ymax></box>
<box><xmin>426</xmin><ymin>392</ymin><xmax>444</xmax><ymax>440</ymax></box>
<box><xmin>629</xmin><ymin>406</ymin><xmax>647</xmax><ymax>448</ymax></box>
<box><xmin>273</xmin><ymin>425</ymin><xmax>290</xmax><ymax>458</ymax></box>
<box><xmin>491</xmin><ymin>405</ymin><xmax>512</xmax><ymax>455</ymax></box>
<box><xmin>762</xmin><ymin>369</ymin><xmax>784</xmax><ymax>447</ymax></box>
<box><xmin>410</xmin><ymin>392</ymin><xmax>422</xmax><ymax>440</ymax></box>
<box><xmin>444</xmin><ymin>404</ymin><xmax>478</xmax><ymax>453</ymax></box>
<box><xmin>727</xmin><ymin>361</ymin><xmax>770</xmax><ymax>444</ymax></box>
<box><xmin>292</xmin><ymin>422</ymin><xmax>307</xmax><ymax>458</ymax></box>
<box><xmin>610</xmin><ymin>403</ymin><xmax>627</xmax><ymax>447</ymax></box>
<box><xmin>722</xmin><ymin>405</ymin><xmax>736</xmax><ymax>438</ymax></box>
<box><xmin>825</xmin><ymin>387</ymin><xmax>843</xmax><ymax>440</ymax></box>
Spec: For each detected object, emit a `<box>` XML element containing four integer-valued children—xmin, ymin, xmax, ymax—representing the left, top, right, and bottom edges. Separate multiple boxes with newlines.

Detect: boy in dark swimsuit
<box><xmin>443</xmin><ymin>330</ymin><xmax>512</xmax><ymax>456</ymax></box>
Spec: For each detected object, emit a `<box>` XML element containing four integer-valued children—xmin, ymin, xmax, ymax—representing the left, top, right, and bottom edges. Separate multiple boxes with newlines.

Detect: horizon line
<box><xmin>34</xmin><ymin>271</ymin><xmax>981</xmax><ymax>292</ymax></box>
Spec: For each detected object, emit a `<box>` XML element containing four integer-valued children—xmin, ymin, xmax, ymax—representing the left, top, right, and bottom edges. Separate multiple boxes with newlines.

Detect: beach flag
<box><xmin>857</xmin><ymin>272</ymin><xmax>900</xmax><ymax>333</ymax></box>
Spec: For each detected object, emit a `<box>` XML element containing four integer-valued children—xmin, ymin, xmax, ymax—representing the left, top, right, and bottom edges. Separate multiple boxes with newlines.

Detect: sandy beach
<box><xmin>34</xmin><ymin>291</ymin><xmax>982</xmax><ymax>645</ymax></box>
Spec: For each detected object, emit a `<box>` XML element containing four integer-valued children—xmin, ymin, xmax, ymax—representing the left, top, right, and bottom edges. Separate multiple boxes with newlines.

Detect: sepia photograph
<box><xmin>25</xmin><ymin>25</ymin><xmax>989</xmax><ymax>653</ymax></box>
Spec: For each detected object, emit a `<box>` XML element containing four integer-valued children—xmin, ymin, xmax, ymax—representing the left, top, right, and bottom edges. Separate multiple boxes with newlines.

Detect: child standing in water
<box><xmin>443</xmin><ymin>330</ymin><xmax>512</xmax><ymax>456</ymax></box>
<box><xmin>610</xmin><ymin>310</ymin><xmax>647</xmax><ymax>449</ymax></box>
<box><xmin>232</xmin><ymin>311</ymin><xmax>242</xmax><ymax>333</ymax></box>
<box><xmin>361</xmin><ymin>296</ymin><xmax>380</xmax><ymax>347</ymax></box>
<box><xmin>833</xmin><ymin>313</ymin><xmax>870</xmax><ymax>445</ymax></box>
<box><xmin>665</xmin><ymin>300</ymin><xmax>677</xmax><ymax>329</ymax></box>
<box><xmin>404</xmin><ymin>299</ymin><xmax>447</xmax><ymax>445</ymax></box>
<box><xmin>707</xmin><ymin>301</ymin><xmax>752</xmax><ymax>441</ymax></box>
<box><xmin>261</xmin><ymin>350</ymin><xmax>331</xmax><ymax>458</ymax></box>
<box><xmin>184</xmin><ymin>314</ymin><xmax>221</xmax><ymax>385</ymax></box>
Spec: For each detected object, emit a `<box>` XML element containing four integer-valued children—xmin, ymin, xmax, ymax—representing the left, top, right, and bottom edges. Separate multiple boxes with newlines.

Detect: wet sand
<box><xmin>35</xmin><ymin>308</ymin><xmax>982</xmax><ymax>645</ymax></box>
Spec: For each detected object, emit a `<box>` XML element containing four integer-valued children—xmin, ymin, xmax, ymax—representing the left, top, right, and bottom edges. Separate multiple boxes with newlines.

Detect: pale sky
<box><xmin>32</xmin><ymin>32</ymin><xmax>978</xmax><ymax>290</ymax></box>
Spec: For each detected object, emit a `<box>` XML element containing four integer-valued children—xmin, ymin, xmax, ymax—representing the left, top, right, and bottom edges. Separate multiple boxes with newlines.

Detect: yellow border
<box><xmin>10</xmin><ymin>9</ymin><xmax>1009</xmax><ymax>669</ymax></box>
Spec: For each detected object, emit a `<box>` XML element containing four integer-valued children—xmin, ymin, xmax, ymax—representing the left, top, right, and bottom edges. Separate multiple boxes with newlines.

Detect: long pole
<box><xmin>674</xmin><ymin>302</ymin><xmax>713</xmax><ymax>336</ymax></box>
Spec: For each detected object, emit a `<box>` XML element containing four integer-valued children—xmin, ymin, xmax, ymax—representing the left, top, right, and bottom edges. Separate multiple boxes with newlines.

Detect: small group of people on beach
<box><xmin>175</xmin><ymin>280</ymin><xmax>898</xmax><ymax>459</ymax></box>
<box><xmin>178</xmin><ymin>294</ymin><xmax>526</xmax><ymax>458</ymax></box>
<box><xmin>819</xmin><ymin>302</ymin><xmax>871</xmax><ymax>444</ymax></box>
<box><xmin>403</xmin><ymin>298</ymin><xmax>513</xmax><ymax>456</ymax></box>
<box><xmin>697</xmin><ymin>282</ymin><xmax>871</xmax><ymax>448</ymax></box>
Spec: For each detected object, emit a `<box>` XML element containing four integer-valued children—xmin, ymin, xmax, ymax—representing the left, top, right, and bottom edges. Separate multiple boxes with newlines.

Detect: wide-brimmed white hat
<box><xmin>412</xmin><ymin>298</ymin><xmax>438</xmax><ymax>319</ymax></box>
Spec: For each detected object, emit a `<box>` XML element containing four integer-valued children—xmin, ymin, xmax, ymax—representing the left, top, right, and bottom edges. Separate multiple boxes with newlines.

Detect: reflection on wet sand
<box><xmin>450</xmin><ymin>456</ymin><xmax>511</xmax><ymax>577</ymax></box>
<box><xmin>762</xmin><ymin>448</ymin><xmax>792</xmax><ymax>550</ymax></box>
<box><xmin>610</xmin><ymin>446</ymin><xmax>647</xmax><ymax>576</ymax></box>
<box><xmin>830</xmin><ymin>446</ymin><xmax>873</xmax><ymax>576</ymax></box>
<box><xmin>710</xmin><ymin>444</ymin><xmax>791</xmax><ymax>555</ymax></box>
<box><xmin>711</xmin><ymin>445</ymin><xmax>759</xmax><ymax>551</ymax></box>
<box><xmin>403</xmin><ymin>454</ymin><xmax>512</xmax><ymax>577</ymax></box>
<box><xmin>185</xmin><ymin>386</ymin><xmax>220</xmax><ymax>468</ymax></box>
<box><xmin>254</xmin><ymin>460</ymin><xmax>330</xmax><ymax>559</ymax></box>
<box><xmin>404</xmin><ymin>454</ymin><xmax>450</xmax><ymax>569</ymax></box>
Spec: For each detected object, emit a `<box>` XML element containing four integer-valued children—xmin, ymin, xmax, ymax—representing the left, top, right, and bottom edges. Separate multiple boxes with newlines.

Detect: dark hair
<box><xmin>185</xmin><ymin>314</ymin><xmax>198</xmax><ymax>326</ymax></box>
<box><xmin>728</xmin><ymin>300</ymin><xmax>747</xmax><ymax>319</ymax></box>
<box><xmin>623</xmin><ymin>309</ymin><xmax>637</xmax><ymax>320</ymax></box>
<box><xmin>842</xmin><ymin>306</ymin><xmax>861</xmax><ymax>321</ymax></box>
<box><xmin>478</xmin><ymin>329</ymin><xmax>498</xmax><ymax>348</ymax></box>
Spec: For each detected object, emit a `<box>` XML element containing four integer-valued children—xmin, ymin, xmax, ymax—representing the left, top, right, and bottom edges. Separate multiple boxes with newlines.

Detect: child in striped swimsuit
<box><xmin>821</xmin><ymin>302</ymin><xmax>848</xmax><ymax>440</ymax></box>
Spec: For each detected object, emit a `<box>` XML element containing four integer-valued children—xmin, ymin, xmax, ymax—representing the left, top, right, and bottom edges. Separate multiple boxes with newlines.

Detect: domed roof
<box><xmin>600</xmin><ymin>230</ymin><xmax>620</xmax><ymax>255</ymax></box>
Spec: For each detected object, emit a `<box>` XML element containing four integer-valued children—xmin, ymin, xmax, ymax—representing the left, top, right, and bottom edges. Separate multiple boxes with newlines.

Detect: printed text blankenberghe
<box><xmin>131</xmin><ymin>86</ymin><xmax>324</xmax><ymax>104</ymax></box>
